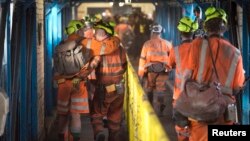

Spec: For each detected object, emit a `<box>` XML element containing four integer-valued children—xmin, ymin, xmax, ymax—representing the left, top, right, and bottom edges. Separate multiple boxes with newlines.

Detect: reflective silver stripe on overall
<box><xmin>197</xmin><ymin>40</ymin><xmax>208</xmax><ymax>83</ymax></box>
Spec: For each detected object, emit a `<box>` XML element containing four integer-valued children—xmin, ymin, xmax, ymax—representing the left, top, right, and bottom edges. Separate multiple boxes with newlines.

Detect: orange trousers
<box><xmin>91</xmin><ymin>85</ymin><xmax>124</xmax><ymax>141</ymax></box>
<box><xmin>174</xmin><ymin>117</ymin><xmax>233</xmax><ymax>141</ymax></box>
<box><xmin>188</xmin><ymin>117</ymin><xmax>233</xmax><ymax>141</ymax></box>
<box><xmin>173</xmin><ymin>100</ymin><xmax>190</xmax><ymax>141</ymax></box>
<box><xmin>146</xmin><ymin>72</ymin><xmax>168</xmax><ymax>115</ymax></box>
<box><xmin>57</xmin><ymin>79</ymin><xmax>89</xmax><ymax>115</ymax></box>
<box><xmin>175</xmin><ymin>125</ymin><xmax>189</xmax><ymax>141</ymax></box>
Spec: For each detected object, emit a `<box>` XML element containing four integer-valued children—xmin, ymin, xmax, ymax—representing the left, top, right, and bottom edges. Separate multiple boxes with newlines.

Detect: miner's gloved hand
<box><xmin>77</xmin><ymin>66</ymin><xmax>89</xmax><ymax>79</ymax></box>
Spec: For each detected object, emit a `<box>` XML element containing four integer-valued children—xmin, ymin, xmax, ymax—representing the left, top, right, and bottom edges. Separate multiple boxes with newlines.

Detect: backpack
<box><xmin>53</xmin><ymin>38</ymin><xmax>86</xmax><ymax>76</ymax></box>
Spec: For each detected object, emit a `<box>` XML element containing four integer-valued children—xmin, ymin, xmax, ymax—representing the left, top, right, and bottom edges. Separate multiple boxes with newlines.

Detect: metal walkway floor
<box><xmin>46</xmin><ymin>88</ymin><xmax>177</xmax><ymax>141</ymax></box>
<box><xmin>46</xmin><ymin>114</ymin><xmax>129</xmax><ymax>141</ymax></box>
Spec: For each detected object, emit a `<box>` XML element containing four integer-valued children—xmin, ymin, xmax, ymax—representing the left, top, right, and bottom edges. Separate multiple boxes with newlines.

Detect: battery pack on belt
<box><xmin>57</xmin><ymin>78</ymin><xmax>66</xmax><ymax>84</ymax></box>
<box><xmin>105</xmin><ymin>81</ymin><xmax>124</xmax><ymax>94</ymax></box>
<box><xmin>105</xmin><ymin>84</ymin><xmax>116</xmax><ymax>93</ymax></box>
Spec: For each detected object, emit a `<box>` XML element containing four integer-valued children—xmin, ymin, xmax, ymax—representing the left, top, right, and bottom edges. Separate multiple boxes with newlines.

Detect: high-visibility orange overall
<box><xmin>186</xmin><ymin>36</ymin><xmax>245</xmax><ymax>141</ymax></box>
<box><xmin>115</xmin><ymin>23</ymin><xmax>133</xmax><ymax>41</ymax></box>
<box><xmin>81</xmin><ymin>36</ymin><xmax>127</xmax><ymax>141</ymax></box>
<box><xmin>83</xmin><ymin>28</ymin><xmax>96</xmax><ymax>103</ymax></box>
<box><xmin>55</xmin><ymin>34</ymin><xmax>89</xmax><ymax>115</ymax></box>
<box><xmin>54</xmin><ymin>33</ymin><xmax>89</xmax><ymax>141</ymax></box>
<box><xmin>168</xmin><ymin>39</ymin><xmax>193</xmax><ymax>141</ymax></box>
<box><xmin>138</xmin><ymin>36</ymin><xmax>172</xmax><ymax>115</ymax></box>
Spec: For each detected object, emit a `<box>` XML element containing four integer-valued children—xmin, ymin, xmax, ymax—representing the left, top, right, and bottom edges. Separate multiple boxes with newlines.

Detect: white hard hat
<box><xmin>150</xmin><ymin>23</ymin><xmax>163</xmax><ymax>33</ymax></box>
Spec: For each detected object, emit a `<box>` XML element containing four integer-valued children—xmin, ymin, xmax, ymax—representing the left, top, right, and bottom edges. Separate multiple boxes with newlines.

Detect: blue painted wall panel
<box><xmin>155</xmin><ymin>3</ymin><xmax>182</xmax><ymax>46</ymax></box>
<box><xmin>45</xmin><ymin>13</ymin><xmax>54</xmax><ymax>116</ymax></box>
<box><xmin>20</xmin><ymin>8</ymin><xmax>27</xmax><ymax>141</ymax></box>
<box><xmin>242</xmin><ymin>2</ymin><xmax>250</xmax><ymax>125</ymax></box>
<box><xmin>45</xmin><ymin>4</ymin><xmax>63</xmax><ymax>115</ymax></box>
<box><xmin>31</xmin><ymin>20</ymin><xmax>38</xmax><ymax>141</ymax></box>
<box><xmin>6</xmin><ymin>4</ymin><xmax>11</xmax><ymax>141</ymax></box>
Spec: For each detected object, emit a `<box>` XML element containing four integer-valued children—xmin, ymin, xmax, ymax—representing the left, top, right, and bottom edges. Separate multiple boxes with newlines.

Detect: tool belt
<box><xmin>147</xmin><ymin>62</ymin><xmax>166</xmax><ymax>73</ymax></box>
<box><xmin>57</xmin><ymin>78</ymin><xmax>85</xmax><ymax>84</ymax></box>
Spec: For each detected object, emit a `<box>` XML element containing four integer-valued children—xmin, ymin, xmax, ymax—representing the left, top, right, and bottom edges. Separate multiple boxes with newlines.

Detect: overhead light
<box><xmin>109</xmin><ymin>2</ymin><xmax>113</xmax><ymax>6</ymax></box>
<box><xmin>155</xmin><ymin>2</ymin><xmax>158</xmax><ymax>6</ymax></box>
<box><xmin>119</xmin><ymin>2</ymin><xmax>125</xmax><ymax>7</ymax></box>
<box><xmin>125</xmin><ymin>0</ymin><xmax>131</xmax><ymax>4</ymax></box>
<box><xmin>102</xmin><ymin>12</ymin><xmax>106</xmax><ymax>16</ymax></box>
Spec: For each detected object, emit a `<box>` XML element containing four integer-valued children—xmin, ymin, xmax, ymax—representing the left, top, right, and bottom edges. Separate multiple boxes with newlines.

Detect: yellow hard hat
<box><xmin>119</xmin><ymin>16</ymin><xmax>128</xmax><ymax>23</ymax></box>
<box><xmin>94</xmin><ymin>13</ymin><xmax>102</xmax><ymax>21</ymax></box>
<box><xmin>177</xmin><ymin>16</ymin><xmax>198</xmax><ymax>32</ymax></box>
<box><xmin>95</xmin><ymin>21</ymin><xmax>115</xmax><ymax>35</ymax></box>
<box><xmin>204</xmin><ymin>6</ymin><xmax>227</xmax><ymax>24</ymax></box>
<box><xmin>82</xmin><ymin>15</ymin><xmax>94</xmax><ymax>29</ymax></box>
<box><xmin>65</xmin><ymin>20</ymin><xmax>84</xmax><ymax>35</ymax></box>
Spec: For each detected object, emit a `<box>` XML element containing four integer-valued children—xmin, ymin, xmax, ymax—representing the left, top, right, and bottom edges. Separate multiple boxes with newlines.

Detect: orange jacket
<box><xmin>138</xmin><ymin>36</ymin><xmax>172</xmax><ymax>77</ymax></box>
<box><xmin>96</xmin><ymin>46</ymin><xmax>127</xmax><ymax>84</ymax></box>
<box><xmin>168</xmin><ymin>40</ymin><xmax>193</xmax><ymax>100</ymax></box>
<box><xmin>82</xmin><ymin>28</ymin><xmax>96</xmax><ymax>80</ymax></box>
<box><xmin>80</xmin><ymin>36</ymin><xmax>127</xmax><ymax>84</ymax></box>
<box><xmin>115</xmin><ymin>23</ymin><xmax>133</xmax><ymax>40</ymax></box>
<box><xmin>84</xmin><ymin>28</ymin><xmax>94</xmax><ymax>39</ymax></box>
<box><xmin>81</xmin><ymin>36</ymin><xmax>121</xmax><ymax>57</ymax></box>
<box><xmin>187</xmin><ymin>36</ymin><xmax>245</xmax><ymax>95</ymax></box>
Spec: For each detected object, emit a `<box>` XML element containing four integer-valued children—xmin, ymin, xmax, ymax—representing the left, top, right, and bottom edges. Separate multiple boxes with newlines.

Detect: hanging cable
<box><xmin>0</xmin><ymin>3</ymin><xmax>8</xmax><ymax>77</ymax></box>
<box><xmin>10</xmin><ymin>2</ymin><xmax>24</xmax><ymax>140</ymax></box>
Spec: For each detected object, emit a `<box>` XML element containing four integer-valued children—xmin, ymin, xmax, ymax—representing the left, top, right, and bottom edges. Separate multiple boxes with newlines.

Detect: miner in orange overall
<box><xmin>81</xmin><ymin>16</ymin><xmax>96</xmax><ymax>102</ymax></box>
<box><xmin>54</xmin><ymin>20</ymin><xmax>89</xmax><ymax>141</ymax></box>
<box><xmin>183</xmin><ymin>7</ymin><xmax>245</xmax><ymax>141</ymax></box>
<box><xmin>168</xmin><ymin>16</ymin><xmax>198</xmax><ymax>141</ymax></box>
<box><xmin>114</xmin><ymin>16</ymin><xmax>134</xmax><ymax>50</ymax></box>
<box><xmin>79</xmin><ymin>20</ymin><xmax>127</xmax><ymax>141</ymax></box>
<box><xmin>138</xmin><ymin>23</ymin><xmax>172</xmax><ymax>116</ymax></box>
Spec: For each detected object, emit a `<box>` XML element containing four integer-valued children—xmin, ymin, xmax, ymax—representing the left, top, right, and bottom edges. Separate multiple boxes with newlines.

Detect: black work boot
<box><xmin>71</xmin><ymin>132</ymin><xmax>81</xmax><ymax>141</ymax></box>
<box><xmin>103</xmin><ymin>118</ymin><xmax>108</xmax><ymax>128</ymax></box>
<box><xmin>147</xmin><ymin>92</ymin><xmax>153</xmax><ymax>105</ymax></box>
<box><xmin>95</xmin><ymin>131</ymin><xmax>106</xmax><ymax>141</ymax></box>
<box><xmin>159</xmin><ymin>104</ymin><xmax>166</xmax><ymax>116</ymax></box>
<box><xmin>57</xmin><ymin>133</ymin><xmax>64</xmax><ymax>141</ymax></box>
<box><xmin>108</xmin><ymin>129</ymin><xmax>120</xmax><ymax>141</ymax></box>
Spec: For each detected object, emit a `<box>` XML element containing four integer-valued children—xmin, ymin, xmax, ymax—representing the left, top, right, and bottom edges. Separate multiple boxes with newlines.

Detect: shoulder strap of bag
<box><xmin>76</xmin><ymin>37</ymin><xmax>84</xmax><ymax>44</ymax></box>
<box><xmin>206</xmin><ymin>38</ymin><xmax>220</xmax><ymax>82</ymax></box>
